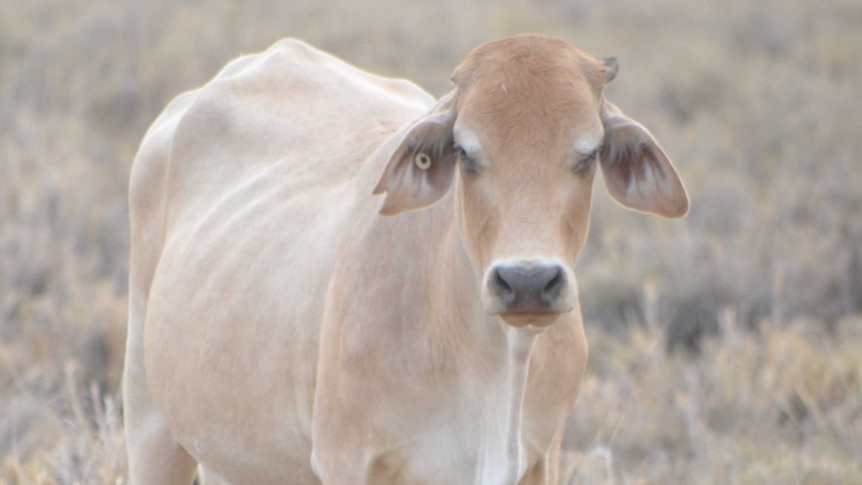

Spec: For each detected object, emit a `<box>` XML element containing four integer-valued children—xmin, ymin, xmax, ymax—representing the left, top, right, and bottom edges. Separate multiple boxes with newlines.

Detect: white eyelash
<box><xmin>573</xmin><ymin>132</ymin><xmax>602</xmax><ymax>157</ymax></box>
<box><xmin>453</xmin><ymin>125</ymin><xmax>482</xmax><ymax>155</ymax></box>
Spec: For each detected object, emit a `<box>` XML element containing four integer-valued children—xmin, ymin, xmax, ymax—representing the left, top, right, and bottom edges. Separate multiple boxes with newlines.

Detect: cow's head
<box><xmin>374</xmin><ymin>35</ymin><xmax>688</xmax><ymax>328</ymax></box>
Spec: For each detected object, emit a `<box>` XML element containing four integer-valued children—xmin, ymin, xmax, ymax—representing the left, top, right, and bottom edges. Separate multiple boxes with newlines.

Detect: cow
<box><xmin>124</xmin><ymin>34</ymin><xmax>688</xmax><ymax>485</ymax></box>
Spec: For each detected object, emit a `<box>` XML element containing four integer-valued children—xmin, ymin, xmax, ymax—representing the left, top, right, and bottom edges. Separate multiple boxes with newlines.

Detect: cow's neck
<box><xmin>436</xmin><ymin>209</ymin><xmax>537</xmax><ymax>484</ymax></box>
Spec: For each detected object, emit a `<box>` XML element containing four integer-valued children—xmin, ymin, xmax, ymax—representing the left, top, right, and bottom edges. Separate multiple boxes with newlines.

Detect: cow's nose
<box><xmin>488</xmin><ymin>261</ymin><xmax>569</xmax><ymax>314</ymax></box>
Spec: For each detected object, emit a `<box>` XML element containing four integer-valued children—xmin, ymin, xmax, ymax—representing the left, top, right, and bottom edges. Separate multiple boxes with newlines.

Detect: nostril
<box><xmin>541</xmin><ymin>269</ymin><xmax>565</xmax><ymax>301</ymax></box>
<box><xmin>493</xmin><ymin>269</ymin><xmax>514</xmax><ymax>296</ymax></box>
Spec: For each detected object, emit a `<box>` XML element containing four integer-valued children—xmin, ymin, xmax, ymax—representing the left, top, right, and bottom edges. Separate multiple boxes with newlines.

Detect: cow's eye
<box><xmin>573</xmin><ymin>149</ymin><xmax>599</xmax><ymax>175</ymax></box>
<box><xmin>456</xmin><ymin>145</ymin><xmax>480</xmax><ymax>175</ymax></box>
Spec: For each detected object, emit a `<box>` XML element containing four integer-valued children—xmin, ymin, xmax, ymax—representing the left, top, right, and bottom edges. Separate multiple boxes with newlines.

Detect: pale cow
<box><xmin>124</xmin><ymin>35</ymin><xmax>688</xmax><ymax>485</ymax></box>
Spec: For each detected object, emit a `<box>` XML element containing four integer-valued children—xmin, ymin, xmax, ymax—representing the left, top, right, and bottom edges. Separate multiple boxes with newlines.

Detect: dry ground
<box><xmin>1</xmin><ymin>0</ymin><xmax>860</xmax><ymax>483</ymax></box>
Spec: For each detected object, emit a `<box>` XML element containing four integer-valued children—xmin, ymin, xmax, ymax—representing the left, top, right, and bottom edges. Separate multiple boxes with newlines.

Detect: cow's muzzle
<box><xmin>485</xmin><ymin>260</ymin><xmax>574</xmax><ymax>317</ymax></box>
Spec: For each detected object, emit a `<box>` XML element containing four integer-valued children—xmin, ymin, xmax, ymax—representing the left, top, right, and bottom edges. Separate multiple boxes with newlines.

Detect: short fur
<box><xmin>125</xmin><ymin>35</ymin><xmax>687</xmax><ymax>485</ymax></box>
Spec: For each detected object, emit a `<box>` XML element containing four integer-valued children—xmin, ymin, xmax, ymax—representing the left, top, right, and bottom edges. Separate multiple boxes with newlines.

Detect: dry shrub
<box><xmin>565</xmin><ymin>315</ymin><xmax>862</xmax><ymax>484</ymax></box>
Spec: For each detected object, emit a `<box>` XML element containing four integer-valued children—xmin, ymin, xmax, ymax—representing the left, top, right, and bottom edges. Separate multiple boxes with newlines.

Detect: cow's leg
<box><xmin>124</xmin><ymin>293</ymin><xmax>199</xmax><ymax>485</ymax></box>
<box><xmin>519</xmin><ymin>430</ymin><xmax>563</xmax><ymax>485</ymax></box>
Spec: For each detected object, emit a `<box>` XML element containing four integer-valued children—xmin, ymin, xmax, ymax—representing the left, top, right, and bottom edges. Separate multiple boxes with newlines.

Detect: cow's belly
<box><xmin>144</xmin><ymin>185</ymin><xmax>351</xmax><ymax>483</ymax></box>
<box><xmin>145</xmin><ymin>251</ymin><xmax>322</xmax><ymax>482</ymax></box>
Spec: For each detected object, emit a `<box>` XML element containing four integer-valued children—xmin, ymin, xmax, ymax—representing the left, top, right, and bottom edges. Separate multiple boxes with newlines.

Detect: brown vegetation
<box><xmin>1</xmin><ymin>0</ymin><xmax>860</xmax><ymax>483</ymax></box>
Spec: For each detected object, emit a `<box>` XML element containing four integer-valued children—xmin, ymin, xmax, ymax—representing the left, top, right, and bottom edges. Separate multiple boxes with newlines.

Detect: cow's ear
<box><xmin>373</xmin><ymin>93</ymin><xmax>457</xmax><ymax>216</ymax></box>
<box><xmin>599</xmin><ymin>101</ymin><xmax>689</xmax><ymax>218</ymax></box>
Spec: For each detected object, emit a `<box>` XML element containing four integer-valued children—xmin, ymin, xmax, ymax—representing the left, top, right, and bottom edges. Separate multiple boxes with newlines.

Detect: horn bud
<box><xmin>600</xmin><ymin>56</ymin><xmax>619</xmax><ymax>83</ymax></box>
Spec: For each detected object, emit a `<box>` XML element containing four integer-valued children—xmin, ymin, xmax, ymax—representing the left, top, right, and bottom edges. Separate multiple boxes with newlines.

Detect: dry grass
<box><xmin>1</xmin><ymin>0</ymin><xmax>860</xmax><ymax>483</ymax></box>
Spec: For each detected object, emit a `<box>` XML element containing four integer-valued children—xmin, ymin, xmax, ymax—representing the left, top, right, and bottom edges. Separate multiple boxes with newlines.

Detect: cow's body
<box><xmin>125</xmin><ymin>36</ymin><xmax>687</xmax><ymax>485</ymax></box>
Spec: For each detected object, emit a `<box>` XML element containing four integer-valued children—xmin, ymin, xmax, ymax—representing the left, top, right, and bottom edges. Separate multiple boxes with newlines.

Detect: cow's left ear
<box><xmin>373</xmin><ymin>92</ymin><xmax>457</xmax><ymax>216</ymax></box>
<box><xmin>599</xmin><ymin>101</ymin><xmax>689</xmax><ymax>218</ymax></box>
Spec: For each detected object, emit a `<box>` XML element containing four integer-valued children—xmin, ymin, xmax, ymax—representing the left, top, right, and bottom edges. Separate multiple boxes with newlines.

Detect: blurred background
<box><xmin>1</xmin><ymin>0</ymin><xmax>860</xmax><ymax>483</ymax></box>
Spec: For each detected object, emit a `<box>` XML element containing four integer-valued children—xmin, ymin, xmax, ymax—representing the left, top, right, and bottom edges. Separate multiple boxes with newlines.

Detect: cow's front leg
<box><xmin>311</xmin><ymin>407</ymin><xmax>405</xmax><ymax>484</ymax></box>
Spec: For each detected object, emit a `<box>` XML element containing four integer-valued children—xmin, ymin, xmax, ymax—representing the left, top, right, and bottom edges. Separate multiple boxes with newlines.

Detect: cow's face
<box><xmin>375</xmin><ymin>36</ymin><xmax>688</xmax><ymax>328</ymax></box>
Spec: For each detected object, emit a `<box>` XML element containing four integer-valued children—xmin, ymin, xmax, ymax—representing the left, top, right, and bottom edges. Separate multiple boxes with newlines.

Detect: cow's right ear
<box><xmin>373</xmin><ymin>93</ymin><xmax>457</xmax><ymax>216</ymax></box>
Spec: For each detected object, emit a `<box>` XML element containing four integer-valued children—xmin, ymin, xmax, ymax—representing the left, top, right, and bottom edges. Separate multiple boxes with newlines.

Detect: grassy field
<box><xmin>1</xmin><ymin>0</ymin><xmax>860</xmax><ymax>483</ymax></box>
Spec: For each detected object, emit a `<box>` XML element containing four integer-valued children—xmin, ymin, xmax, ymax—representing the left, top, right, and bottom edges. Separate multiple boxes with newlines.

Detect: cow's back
<box><xmin>128</xmin><ymin>39</ymin><xmax>433</xmax><ymax>484</ymax></box>
<box><xmin>153</xmin><ymin>38</ymin><xmax>433</xmax><ymax>232</ymax></box>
